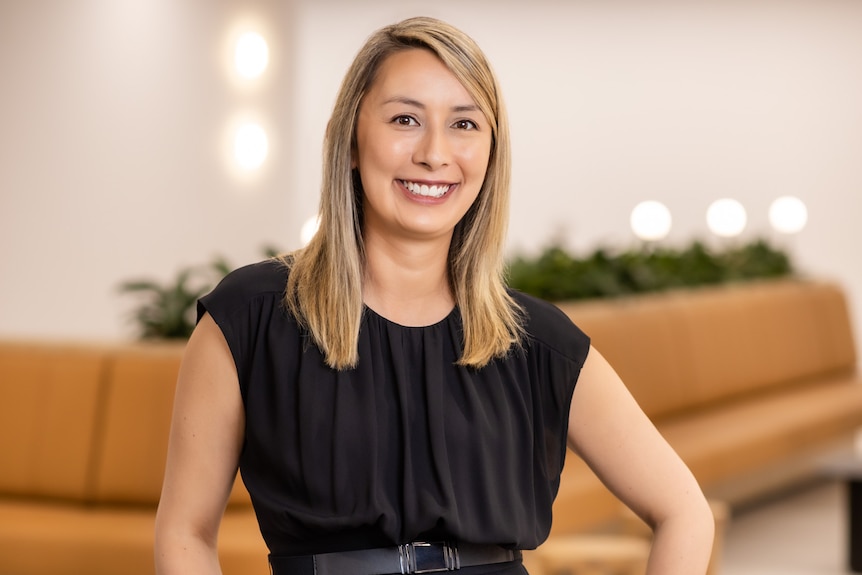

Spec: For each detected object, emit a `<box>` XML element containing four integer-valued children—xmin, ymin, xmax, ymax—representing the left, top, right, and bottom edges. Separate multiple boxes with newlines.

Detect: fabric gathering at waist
<box><xmin>268</xmin><ymin>541</ymin><xmax>522</xmax><ymax>575</ymax></box>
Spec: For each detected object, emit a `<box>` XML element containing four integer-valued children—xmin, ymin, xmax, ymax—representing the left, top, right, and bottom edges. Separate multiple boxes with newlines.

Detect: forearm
<box><xmin>645</xmin><ymin>505</ymin><xmax>715</xmax><ymax>575</ymax></box>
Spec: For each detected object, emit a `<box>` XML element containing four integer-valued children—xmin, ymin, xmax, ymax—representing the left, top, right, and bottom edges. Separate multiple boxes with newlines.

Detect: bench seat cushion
<box><xmin>0</xmin><ymin>499</ymin><xmax>268</xmax><ymax>575</ymax></box>
<box><xmin>663</xmin><ymin>376</ymin><xmax>862</xmax><ymax>485</ymax></box>
<box><xmin>550</xmin><ymin>376</ymin><xmax>862</xmax><ymax>534</ymax></box>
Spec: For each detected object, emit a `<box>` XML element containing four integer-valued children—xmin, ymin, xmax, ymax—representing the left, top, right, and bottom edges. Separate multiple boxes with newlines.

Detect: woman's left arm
<box><xmin>567</xmin><ymin>345</ymin><xmax>715</xmax><ymax>575</ymax></box>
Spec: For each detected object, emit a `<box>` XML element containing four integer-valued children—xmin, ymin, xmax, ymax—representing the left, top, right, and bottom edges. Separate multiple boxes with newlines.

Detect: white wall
<box><xmin>0</xmin><ymin>0</ymin><xmax>300</xmax><ymax>339</ymax></box>
<box><xmin>2</xmin><ymin>0</ymin><xmax>861</xmax><ymax>359</ymax></box>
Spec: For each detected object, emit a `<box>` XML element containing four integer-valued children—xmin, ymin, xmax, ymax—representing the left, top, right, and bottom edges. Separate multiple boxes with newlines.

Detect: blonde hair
<box><xmin>284</xmin><ymin>16</ymin><xmax>523</xmax><ymax>370</ymax></box>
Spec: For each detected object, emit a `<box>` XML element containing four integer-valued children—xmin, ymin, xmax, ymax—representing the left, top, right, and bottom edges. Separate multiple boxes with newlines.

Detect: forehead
<box><xmin>365</xmin><ymin>48</ymin><xmax>476</xmax><ymax>104</ymax></box>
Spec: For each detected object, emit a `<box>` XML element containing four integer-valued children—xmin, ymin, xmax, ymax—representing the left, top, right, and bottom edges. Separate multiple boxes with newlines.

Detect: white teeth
<box><xmin>402</xmin><ymin>180</ymin><xmax>451</xmax><ymax>198</ymax></box>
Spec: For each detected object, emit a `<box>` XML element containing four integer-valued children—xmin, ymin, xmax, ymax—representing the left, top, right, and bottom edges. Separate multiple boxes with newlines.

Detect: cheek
<box><xmin>358</xmin><ymin>134</ymin><xmax>410</xmax><ymax>177</ymax></box>
<box><xmin>461</xmin><ymin>141</ymin><xmax>492</xmax><ymax>180</ymax></box>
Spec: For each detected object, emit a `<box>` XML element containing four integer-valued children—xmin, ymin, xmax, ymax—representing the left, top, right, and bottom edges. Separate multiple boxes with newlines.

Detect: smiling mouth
<box><xmin>400</xmin><ymin>180</ymin><xmax>453</xmax><ymax>199</ymax></box>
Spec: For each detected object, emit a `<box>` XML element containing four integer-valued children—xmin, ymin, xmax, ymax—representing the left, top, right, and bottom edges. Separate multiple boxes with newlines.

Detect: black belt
<box><xmin>269</xmin><ymin>541</ymin><xmax>521</xmax><ymax>575</ymax></box>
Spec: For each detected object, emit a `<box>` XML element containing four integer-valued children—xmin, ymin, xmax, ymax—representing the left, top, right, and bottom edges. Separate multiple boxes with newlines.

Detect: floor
<box><xmin>719</xmin><ymin>479</ymin><xmax>855</xmax><ymax>575</ymax></box>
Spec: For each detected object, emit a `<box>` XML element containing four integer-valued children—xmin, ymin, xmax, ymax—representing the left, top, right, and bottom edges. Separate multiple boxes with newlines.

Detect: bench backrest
<box><xmin>0</xmin><ymin>340</ymin><xmax>250</xmax><ymax>507</ymax></box>
<box><xmin>0</xmin><ymin>342</ymin><xmax>108</xmax><ymax>500</ymax></box>
<box><xmin>556</xmin><ymin>280</ymin><xmax>857</xmax><ymax>420</ymax></box>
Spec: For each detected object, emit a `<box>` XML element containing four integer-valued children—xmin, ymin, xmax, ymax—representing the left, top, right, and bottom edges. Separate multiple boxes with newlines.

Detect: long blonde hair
<box><xmin>284</xmin><ymin>16</ymin><xmax>523</xmax><ymax>370</ymax></box>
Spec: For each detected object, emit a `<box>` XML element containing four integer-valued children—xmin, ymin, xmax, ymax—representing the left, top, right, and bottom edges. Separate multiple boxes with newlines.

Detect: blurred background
<box><xmin>1</xmin><ymin>0</ymin><xmax>860</xmax><ymax>356</ymax></box>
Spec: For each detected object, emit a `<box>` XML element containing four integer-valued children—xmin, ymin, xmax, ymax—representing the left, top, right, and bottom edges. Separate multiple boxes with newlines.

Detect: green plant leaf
<box><xmin>118</xmin><ymin>245</ymin><xmax>284</xmax><ymax>340</ymax></box>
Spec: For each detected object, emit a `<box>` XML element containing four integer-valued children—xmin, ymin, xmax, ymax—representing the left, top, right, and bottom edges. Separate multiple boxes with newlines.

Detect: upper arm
<box><xmin>155</xmin><ymin>312</ymin><xmax>245</xmax><ymax>544</ymax></box>
<box><xmin>567</xmin><ymin>345</ymin><xmax>704</xmax><ymax>528</ymax></box>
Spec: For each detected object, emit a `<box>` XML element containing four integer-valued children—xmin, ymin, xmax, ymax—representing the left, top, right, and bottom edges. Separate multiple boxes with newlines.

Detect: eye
<box><xmin>392</xmin><ymin>115</ymin><xmax>418</xmax><ymax>127</ymax></box>
<box><xmin>453</xmin><ymin>119</ymin><xmax>479</xmax><ymax>131</ymax></box>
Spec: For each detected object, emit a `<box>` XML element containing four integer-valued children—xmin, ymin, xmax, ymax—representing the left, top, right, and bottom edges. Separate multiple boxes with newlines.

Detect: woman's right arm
<box><xmin>154</xmin><ymin>312</ymin><xmax>246</xmax><ymax>574</ymax></box>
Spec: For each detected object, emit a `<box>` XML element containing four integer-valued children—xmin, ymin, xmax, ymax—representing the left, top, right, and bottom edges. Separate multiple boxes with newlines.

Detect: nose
<box><xmin>413</xmin><ymin>125</ymin><xmax>451</xmax><ymax>170</ymax></box>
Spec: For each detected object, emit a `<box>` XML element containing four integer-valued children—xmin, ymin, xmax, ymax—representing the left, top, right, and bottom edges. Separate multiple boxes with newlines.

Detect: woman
<box><xmin>154</xmin><ymin>16</ymin><xmax>714</xmax><ymax>575</ymax></box>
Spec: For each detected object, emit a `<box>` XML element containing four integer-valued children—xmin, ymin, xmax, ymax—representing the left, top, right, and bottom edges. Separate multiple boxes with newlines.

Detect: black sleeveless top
<box><xmin>198</xmin><ymin>259</ymin><xmax>590</xmax><ymax>558</ymax></box>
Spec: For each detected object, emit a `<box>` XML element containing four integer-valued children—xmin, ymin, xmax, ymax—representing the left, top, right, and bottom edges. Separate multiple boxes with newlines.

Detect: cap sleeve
<box><xmin>196</xmin><ymin>259</ymin><xmax>289</xmax><ymax>394</ymax></box>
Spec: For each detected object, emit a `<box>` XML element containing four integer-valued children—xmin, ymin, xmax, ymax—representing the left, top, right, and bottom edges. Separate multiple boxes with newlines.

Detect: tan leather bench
<box><xmin>549</xmin><ymin>279</ymin><xmax>862</xmax><ymax>534</ymax></box>
<box><xmin>0</xmin><ymin>341</ymin><xmax>268</xmax><ymax>575</ymax></box>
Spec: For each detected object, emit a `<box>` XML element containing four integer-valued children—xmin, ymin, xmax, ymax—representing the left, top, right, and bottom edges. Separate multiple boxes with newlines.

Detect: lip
<box><xmin>396</xmin><ymin>179</ymin><xmax>458</xmax><ymax>204</ymax></box>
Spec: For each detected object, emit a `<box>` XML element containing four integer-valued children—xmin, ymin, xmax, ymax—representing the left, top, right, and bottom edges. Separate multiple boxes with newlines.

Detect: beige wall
<box><xmin>2</xmin><ymin>0</ymin><xmax>861</xmax><ymax>360</ymax></box>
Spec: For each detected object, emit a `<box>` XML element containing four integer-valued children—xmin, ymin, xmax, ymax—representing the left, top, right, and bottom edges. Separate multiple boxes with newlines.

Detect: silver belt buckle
<box><xmin>398</xmin><ymin>541</ymin><xmax>460</xmax><ymax>573</ymax></box>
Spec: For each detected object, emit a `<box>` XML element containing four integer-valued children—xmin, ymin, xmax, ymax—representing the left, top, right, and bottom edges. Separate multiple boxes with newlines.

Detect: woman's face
<box><xmin>354</xmin><ymin>48</ymin><xmax>492</xmax><ymax>244</ymax></box>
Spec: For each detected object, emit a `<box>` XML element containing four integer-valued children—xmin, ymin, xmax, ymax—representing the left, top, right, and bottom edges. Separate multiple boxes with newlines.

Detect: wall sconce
<box><xmin>706</xmin><ymin>198</ymin><xmax>747</xmax><ymax>238</ymax></box>
<box><xmin>630</xmin><ymin>200</ymin><xmax>672</xmax><ymax>242</ymax></box>
<box><xmin>769</xmin><ymin>196</ymin><xmax>808</xmax><ymax>234</ymax></box>
<box><xmin>233</xmin><ymin>123</ymin><xmax>269</xmax><ymax>169</ymax></box>
<box><xmin>234</xmin><ymin>32</ymin><xmax>269</xmax><ymax>79</ymax></box>
<box><xmin>300</xmin><ymin>214</ymin><xmax>321</xmax><ymax>246</ymax></box>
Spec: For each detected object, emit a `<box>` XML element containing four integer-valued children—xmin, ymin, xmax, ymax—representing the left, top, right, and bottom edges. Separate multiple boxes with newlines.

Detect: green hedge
<box><xmin>506</xmin><ymin>238</ymin><xmax>794</xmax><ymax>302</ymax></box>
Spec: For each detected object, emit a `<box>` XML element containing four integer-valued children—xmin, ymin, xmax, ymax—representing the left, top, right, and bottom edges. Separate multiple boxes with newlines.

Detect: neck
<box><xmin>362</xmin><ymin>231</ymin><xmax>455</xmax><ymax>326</ymax></box>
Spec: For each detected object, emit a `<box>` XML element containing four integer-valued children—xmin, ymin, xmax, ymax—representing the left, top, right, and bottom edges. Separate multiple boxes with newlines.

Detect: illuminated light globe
<box><xmin>630</xmin><ymin>200</ymin><xmax>672</xmax><ymax>241</ymax></box>
<box><xmin>300</xmin><ymin>215</ymin><xmax>320</xmax><ymax>246</ymax></box>
<box><xmin>769</xmin><ymin>196</ymin><xmax>808</xmax><ymax>234</ymax></box>
<box><xmin>235</xmin><ymin>32</ymin><xmax>269</xmax><ymax>78</ymax></box>
<box><xmin>706</xmin><ymin>198</ymin><xmax>747</xmax><ymax>238</ymax></box>
<box><xmin>234</xmin><ymin>123</ymin><xmax>268</xmax><ymax>169</ymax></box>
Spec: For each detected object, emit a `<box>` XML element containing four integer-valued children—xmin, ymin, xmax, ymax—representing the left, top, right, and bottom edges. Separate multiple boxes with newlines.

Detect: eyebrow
<box><xmin>382</xmin><ymin>96</ymin><xmax>481</xmax><ymax>114</ymax></box>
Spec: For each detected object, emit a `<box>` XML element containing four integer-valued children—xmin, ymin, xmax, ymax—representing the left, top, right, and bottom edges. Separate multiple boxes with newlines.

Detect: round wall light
<box><xmin>706</xmin><ymin>198</ymin><xmax>747</xmax><ymax>238</ymax></box>
<box><xmin>234</xmin><ymin>123</ymin><xmax>268</xmax><ymax>169</ymax></box>
<box><xmin>235</xmin><ymin>32</ymin><xmax>269</xmax><ymax>78</ymax></box>
<box><xmin>300</xmin><ymin>214</ymin><xmax>321</xmax><ymax>246</ymax></box>
<box><xmin>769</xmin><ymin>196</ymin><xmax>808</xmax><ymax>234</ymax></box>
<box><xmin>630</xmin><ymin>200</ymin><xmax>672</xmax><ymax>241</ymax></box>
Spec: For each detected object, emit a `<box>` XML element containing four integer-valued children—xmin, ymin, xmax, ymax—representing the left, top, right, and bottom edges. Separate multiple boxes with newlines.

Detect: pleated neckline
<box><xmin>362</xmin><ymin>304</ymin><xmax>459</xmax><ymax>330</ymax></box>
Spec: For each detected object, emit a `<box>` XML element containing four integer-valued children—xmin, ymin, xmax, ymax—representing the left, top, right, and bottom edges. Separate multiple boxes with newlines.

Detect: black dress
<box><xmin>198</xmin><ymin>259</ymin><xmax>590</xmax><ymax>573</ymax></box>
